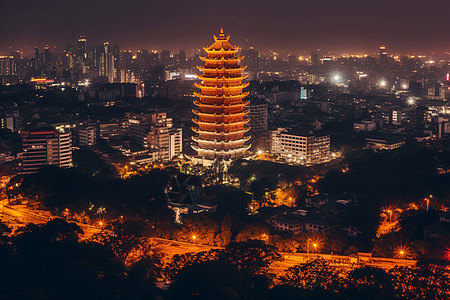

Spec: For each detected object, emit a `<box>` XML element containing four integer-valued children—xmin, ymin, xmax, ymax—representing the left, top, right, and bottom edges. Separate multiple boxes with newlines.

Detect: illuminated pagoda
<box><xmin>192</xmin><ymin>28</ymin><xmax>251</xmax><ymax>162</ymax></box>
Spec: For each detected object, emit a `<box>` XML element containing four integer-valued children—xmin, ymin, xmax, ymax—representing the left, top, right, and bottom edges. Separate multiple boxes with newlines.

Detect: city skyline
<box><xmin>1</xmin><ymin>0</ymin><xmax>449</xmax><ymax>54</ymax></box>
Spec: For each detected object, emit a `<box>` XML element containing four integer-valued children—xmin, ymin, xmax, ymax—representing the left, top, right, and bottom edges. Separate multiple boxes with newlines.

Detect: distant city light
<box><xmin>379</xmin><ymin>80</ymin><xmax>387</xmax><ymax>87</ymax></box>
<box><xmin>407</xmin><ymin>97</ymin><xmax>416</xmax><ymax>105</ymax></box>
<box><xmin>332</xmin><ymin>74</ymin><xmax>341</xmax><ymax>83</ymax></box>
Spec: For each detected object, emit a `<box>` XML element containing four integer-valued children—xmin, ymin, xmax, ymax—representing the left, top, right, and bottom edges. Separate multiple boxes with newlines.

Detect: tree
<box><xmin>214</xmin><ymin>213</ymin><xmax>232</xmax><ymax>247</ymax></box>
<box><xmin>279</xmin><ymin>259</ymin><xmax>345</xmax><ymax>292</ymax></box>
<box><xmin>389</xmin><ymin>264</ymin><xmax>450</xmax><ymax>300</ymax></box>
<box><xmin>235</xmin><ymin>223</ymin><xmax>270</xmax><ymax>243</ymax></box>
<box><xmin>94</xmin><ymin>219</ymin><xmax>154</xmax><ymax>265</ymax></box>
<box><xmin>219</xmin><ymin>240</ymin><xmax>282</xmax><ymax>275</ymax></box>
<box><xmin>172</xmin><ymin>214</ymin><xmax>220</xmax><ymax>246</ymax></box>
<box><xmin>346</xmin><ymin>267</ymin><xmax>395</xmax><ymax>300</ymax></box>
<box><xmin>163</xmin><ymin>250</ymin><xmax>219</xmax><ymax>280</ymax></box>
<box><xmin>169</xmin><ymin>260</ymin><xmax>250</xmax><ymax>300</ymax></box>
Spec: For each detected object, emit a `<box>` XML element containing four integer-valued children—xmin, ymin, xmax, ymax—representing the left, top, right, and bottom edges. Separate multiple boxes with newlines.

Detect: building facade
<box><xmin>269</xmin><ymin>128</ymin><xmax>331</xmax><ymax>165</ymax></box>
<box><xmin>21</xmin><ymin>129</ymin><xmax>73</xmax><ymax>174</ymax></box>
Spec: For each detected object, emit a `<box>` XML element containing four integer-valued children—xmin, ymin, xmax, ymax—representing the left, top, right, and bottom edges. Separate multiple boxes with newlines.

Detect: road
<box><xmin>0</xmin><ymin>202</ymin><xmax>416</xmax><ymax>273</ymax></box>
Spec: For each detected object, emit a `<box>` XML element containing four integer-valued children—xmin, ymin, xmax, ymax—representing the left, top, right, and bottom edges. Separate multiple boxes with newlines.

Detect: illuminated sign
<box><xmin>31</xmin><ymin>78</ymin><xmax>54</xmax><ymax>83</ymax></box>
<box><xmin>300</xmin><ymin>87</ymin><xmax>308</xmax><ymax>100</ymax></box>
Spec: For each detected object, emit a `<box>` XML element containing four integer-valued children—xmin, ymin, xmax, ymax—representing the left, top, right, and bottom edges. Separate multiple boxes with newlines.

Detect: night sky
<box><xmin>1</xmin><ymin>0</ymin><xmax>449</xmax><ymax>54</ymax></box>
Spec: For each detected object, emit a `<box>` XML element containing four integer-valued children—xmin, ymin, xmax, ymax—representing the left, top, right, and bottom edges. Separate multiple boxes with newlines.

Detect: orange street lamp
<box><xmin>396</xmin><ymin>246</ymin><xmax>408</xmax><ymax>259</ymax></box>
<box><xmin>192</xmin><ymin>235</ymin><xmax>197</xmax><ymax>243</ymax></box>
<box><xmin>424</xmin><ymin>197</ymin><xmax>430</xmax><ymax>211</ymax></box>
<box><xmin>387</xmin><ymin>209</ymin><xmax>392</xmax><ymax>223</ymax></box>
<box><xmin>307</xmin><ymin>239</ymin><xmax>320</xmax><ymax>255</ymax></box>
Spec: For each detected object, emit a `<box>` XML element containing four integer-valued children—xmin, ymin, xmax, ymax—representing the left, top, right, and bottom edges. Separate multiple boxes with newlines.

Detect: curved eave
<box><xmin>197</xmin><ymin>75</ymin><xmax>248</xmax><ymax>82</ymax></box>
<box><xmin>192</xmin><ymin>109</ymin><xmax>250</xmax><ymax>117</ymax></box>
<box><xmin>192</xmin><ymin>127</ymin><xmax>251</xmax><ymax>135</ymax></box>
<box><xmin>192</xmin><ymin>144</ymin><xmax>252</xmax><ymax>154</ymax></box>
<box><xmin>193</xmin><ymin>100</ymin><xmax>250</xmax><ymax>109</ymax></box>
<box><xmin>192</xmin><ymin>136</ymin><xmax>251</xmax><ymax>144</ymax></box>
<box><xmin>193</xmin><ymin>92</ymin><xmax>249</xmax><ymax>100</ymax></box>
<box><xmin>199</xmin><ymin>56</ymin><xmax>244</xmax><ymax>62</ymax></box>
<box><xmin>197</xmin><ymin>65</ymin><xmax>247</xmax><ymax>72</ymax></box>
<box><xmin>192</xmin><ymin>118</ymin><xmax>250</xmax><ymax>126</ymax></box>
<box><xmin>203</xmin><ymin>47</ymin><xmax>239</xmax><ymax>54</ymax></box>
<box><xmin>194</xmin><ymin>83</ymin><xmax>250</xmax><ymax>90</ymax></box>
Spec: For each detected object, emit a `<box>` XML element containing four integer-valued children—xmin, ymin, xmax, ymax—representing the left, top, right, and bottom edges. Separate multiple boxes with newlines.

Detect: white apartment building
<box><xmin>269</xmin><ymin>128</ymin><xmax>331</xmax><ymax>165</ymax></box>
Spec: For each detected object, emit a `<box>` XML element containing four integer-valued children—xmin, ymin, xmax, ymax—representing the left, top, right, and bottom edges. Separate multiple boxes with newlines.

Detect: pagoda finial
<box><xmin>219</xmin><ymin>27</ymin><xmax>225</xmax><ymax>38</ymax></box>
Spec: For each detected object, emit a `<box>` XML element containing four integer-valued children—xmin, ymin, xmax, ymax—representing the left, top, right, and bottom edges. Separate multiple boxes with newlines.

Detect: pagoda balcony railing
<box><xmin>191</xmin><ymin>144</ymin><xmax>252</xmax><ymax>154</ymax></box>
<box><xmin>192</xmin><ymin>109</ymin><xmax>250</xmax><ymax>117</ymax></box>
<box><xmin>192</xmin><ymin>136</ymin><xmax>251</xmax><ymax>144</ymax></box>
<box><xmin>195</xmin><ymin>82</ymin><xmax>249</xmax><ymax>90</ymax></box>
<box><xmin>199</xmin><ymin>56</ymin><xmax>244</xmax><ymax>62</ymax></box>
<box><xmin>192</xmin><ymin>118</ymin><xmax>250</xmax><ymax>126</ymax></box>
<box><xmin>193</xmin><ymin>92</ymin><xmax>249</xmax><ymax>99</ymax></box>
<box><xmin>193</xmin><ymin>100</ymin><xmax>250</xmax><ymax>108</ymax></box>
<box><xmin>197</xmin><ymin>66</ymin><xmax>246</xmax><ymax>72</ymax></box>
<box><xmin>191</xmin><ymin>127</ymin><xmax>251</xmax><ymax>135</ymax></box>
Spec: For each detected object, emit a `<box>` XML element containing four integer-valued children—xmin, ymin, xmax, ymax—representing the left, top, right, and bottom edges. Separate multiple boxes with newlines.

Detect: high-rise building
<box><xmin>179</xmin><ymin>50</ymin><xmax>186</xmax><ymax>68</ymax></box>
<box><xmin>379</xmin><ymin>45</ymin><xmax>388</xmax><ymax>65</ymax></box>
<box><xmin>1</xmin><ymin>110</ymin><xmax>21</xmax><ymax>132</ymax></box>
<box><xmin>169</xmin><ymin>128</ymin><xmax>183</xmax><ymax>160</ymax></box>
<box><xmin>33</xmin><ymin>47</ymin><xmax>40</xmax><ymax>75</ymax></box>
<box><xmin>21</xmin><ymin>129</ymin><xmax>73</xmax><ymax>174</ymax></box>
<box><xmin>77</xmin><ymin>35</ymin><xmax>87</xmax><ymax>61</ymax></box>
<box><xmin>79</xmin><ymin>125</ymin><xmax>97</xmax><ymax>146</ymax></box>
<box><xmin>249</xmin><ymin>98</ymin><xmax>268</xmax><ymax>151</ymax></box>
<box><xmin>249</xmin><ymin>98</ymin><xmax>268</xmax><ymax>133</ymax></box>
<box><xmin>160</xmin><ymin>50</ymin><xmax>171</xmax><ymax>66</ymax></box>
<box><xmin>192</xmin><ymin>28</ymin><xmax>251</xmax><ymax>161</ymax></box>
<box><xmin>99</xmin><ymin>42</ymin><xmax>110</xmax><ymax>79</ymax></box>
<box><xmin>310</xmin><ymin>52</ymin><xmax>319</xmax><ymax>67</ymax></box>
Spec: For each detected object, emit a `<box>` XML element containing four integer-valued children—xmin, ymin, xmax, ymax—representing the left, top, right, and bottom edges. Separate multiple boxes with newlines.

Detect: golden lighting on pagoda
<box><xmin>192</xmin><ymin>28</ymin><xmax>251</xmax><ymax>161</ymax></box>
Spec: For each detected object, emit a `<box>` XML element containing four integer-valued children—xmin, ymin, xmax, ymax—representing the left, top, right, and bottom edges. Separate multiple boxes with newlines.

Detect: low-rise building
<box><xmin>269</xmin><ymin>127</ymin><xmax>331</xmax><ymax>165</ymax></box>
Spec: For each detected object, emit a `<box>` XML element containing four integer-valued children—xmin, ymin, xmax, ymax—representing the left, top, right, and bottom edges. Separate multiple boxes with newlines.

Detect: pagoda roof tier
<box><xmin>202</xmin><ymin>28</ymin><xmax>239</xmax><ymax>52</ymax></box>
<box><xmin>194</xmin><ymin>92</ymin><xmax>249</xmax><ymax>100</ymax></box>
<box><xmin>192</xmin><ymin>144</ymin><xmax>252</xmax><ymax>154</ymax></box>
<box><xmin>195</xmin><ymin>83</ymin><xmax>249</xmax><ymax>90</ymax></box>
<box><xmin>197</xmin><ymin>75</ymin><xmax>248</xmax><ymax>82</ymax></box>
<box><xmin>192</xmin><ymin>127</ymin><xmax>251</xmax><ymax>135</ymax></box>
<box><xmin>199</xmin><ymin>56</ymin><xmax>244</xmax><ymax>62</ymax></box>
<box><xmin>193</xmin><ymin>100</ymin><xmax>249</xmax><ymax>108</ymax></box>
<box><xmin>192</xmin><ymin>136</ymin><xmax>251</xmax><ymax>144</ymax></box>
<box><xmin>192</xmin><ymin>118</ymin><xmax>250</xmax><ymax>126</ymax></box>
<box><xmin>192</xmin><ymin>109</ymin><xmax>249</xmax><ymax>117</ymax></box>
<box><xmin>197</xmin><ymin>65</ymin><xmax>247</xmax><ymax>72</ymax></box>
<box><xmin>203</xmin><ymin>47</ymin><xmax>239</xmax><ymax>54</ymax></box>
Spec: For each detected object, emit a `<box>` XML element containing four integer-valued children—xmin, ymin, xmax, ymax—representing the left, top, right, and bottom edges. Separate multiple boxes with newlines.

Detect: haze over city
<box><xmin>0</xmin><ymin>0</ymin><xmax>449</xmax><ymax>299</ymax></box>
<box><xmin>1</xmin><ymin>0</ymin><xmax>450</xmax><ymax>53</ymax></box>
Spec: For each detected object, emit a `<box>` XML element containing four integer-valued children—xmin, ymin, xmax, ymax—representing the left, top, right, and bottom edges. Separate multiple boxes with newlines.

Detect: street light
<box><xmin>387</xmin><ymin>209</ymin><xmax>392</xmax><ymax>223</ymax></box>
<box><xmin>396</xmin><ymin>246</ymin><xmax>408</xmax><ymax>259</ymax></box>
<box><xmin>307</xmin><ymin>239</ymin><xmax>320</xmax><ymax>255</ymax></box>
<box><xmin>424</xmin><ymin>198</ymin><xmax>430</xmax><ymax>211</ymax></box>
